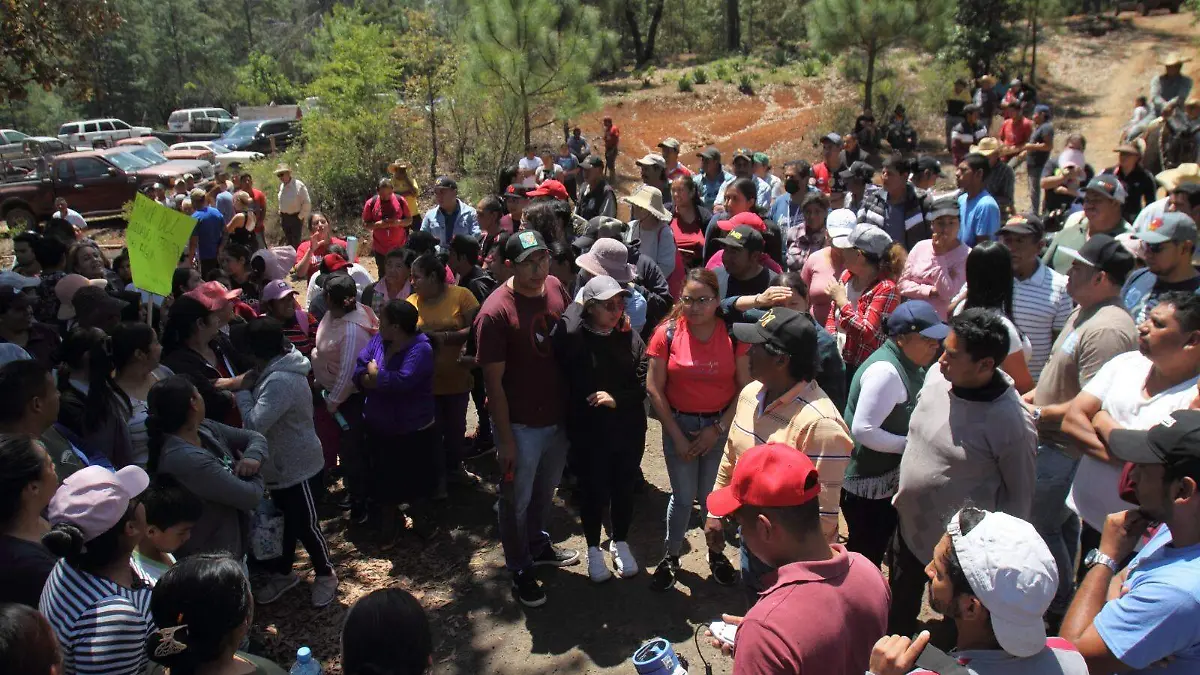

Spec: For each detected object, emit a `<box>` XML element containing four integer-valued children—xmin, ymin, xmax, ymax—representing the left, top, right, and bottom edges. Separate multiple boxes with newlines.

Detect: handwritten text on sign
<box><xmin>126</xmin><ymin>193</ymin><xmax>195</xmax><ymax>297</ymax></box>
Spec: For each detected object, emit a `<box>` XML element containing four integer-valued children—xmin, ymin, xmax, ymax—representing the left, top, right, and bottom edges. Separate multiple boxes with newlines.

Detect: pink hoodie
<box><xmin>311</xmin><ymin>305</ymin><xmax>379</xmax><ymax>404</ymax></box>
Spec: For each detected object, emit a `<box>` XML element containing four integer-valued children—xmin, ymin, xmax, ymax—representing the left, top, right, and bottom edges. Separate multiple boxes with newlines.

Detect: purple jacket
<box><xmin>352</xmin><ymin>332</ymin><xmax>435</xmax><ymax>436</ymax></box>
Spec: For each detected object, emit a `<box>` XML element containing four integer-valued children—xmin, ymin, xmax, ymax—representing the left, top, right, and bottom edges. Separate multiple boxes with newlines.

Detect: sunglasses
<box><xmin>594</xmin><ymin>299</ymin><xmax>624</xmax><ymax>312</ymax></box>
<box><xmin>680</xmin><ymin>295</ymin><xmax>716</xmax><ymax>306</ymax></box>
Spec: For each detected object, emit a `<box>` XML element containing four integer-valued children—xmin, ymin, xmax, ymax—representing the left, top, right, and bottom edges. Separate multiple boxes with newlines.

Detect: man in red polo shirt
<box><xmin>706</xmin><ymin>443</ymin><xmax>889</xmax><ymax>675</ymax></box>
<box><xmin>603</xmin><ymin>117</ymin><xmax>620</xmax><ymax>182</ymax></box>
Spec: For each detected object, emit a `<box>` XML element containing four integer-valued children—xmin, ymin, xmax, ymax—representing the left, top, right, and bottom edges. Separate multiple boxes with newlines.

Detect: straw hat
<box><xmin>970</xmin><ymin>137</ymin><xmax>1002</xmax><ymax>157</ymax></box>
<box><xmin>1157</xmin><ymin>163</ymin><xmax>1200</xmax><ymax>192</ymax></box>
<box><xmin>273</xmin><ymin>163</ymin><xmax>292</xmax><ymax>176</ymax></box>
<box><xmin>978</xmin><ymin>75</ymin><xmax>998</xmax><ymax>87</ymax></box>
<box><xmin>619</xmin><ymin>185</ymin><xmax>670</xmax><ymax>221</ymax></box>
<box><xmin>1160</xmin><ymin>52</ymin><xmax>1191</xmax><ymax>67</ymax></box>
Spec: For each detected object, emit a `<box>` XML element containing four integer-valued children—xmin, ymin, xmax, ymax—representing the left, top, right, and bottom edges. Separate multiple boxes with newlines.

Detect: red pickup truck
<box><xmin>0</xmin><ymin>148</ymin><xmax>202</xmax><ymax>230</ymax></box>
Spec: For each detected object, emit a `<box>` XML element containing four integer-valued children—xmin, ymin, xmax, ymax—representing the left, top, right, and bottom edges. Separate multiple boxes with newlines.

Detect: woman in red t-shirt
<box><xmin>645</xmin><ymin>268</ymin><xmax>749</xmax><ymax>592</ymax></box>
<box><xmin>669</xmin><ymin>176</ymin><xmax>712</xmax><ymax>298</ymax></box>
<box><xmin>362</xmin><ymin>178</ymin><xmax>413</xmax><ymax>272</ymax></box>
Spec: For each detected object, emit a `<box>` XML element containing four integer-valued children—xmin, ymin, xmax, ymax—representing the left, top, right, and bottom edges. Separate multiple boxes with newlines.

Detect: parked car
<box><xmin>1</xmin><ymin>136</ymin><xmax>72</xmax><ymax>176</ymax></box>
<box><xmin>112</xmin><ymin>144</ymin><xmax>215</xmax><ymax>181</ymax></box>
<box><xmin>116</xmin><ymin>137</ymin><xmax>218</xmax><ymax>170</ymax></box>
<box><xmin>216</xmin><ymin>118</ymin><xmax>299</xmax><ymax>154</ymax></box>
<box><xmin>167</xmin><ymin>107</ymin><xmax>235</xmax><ymax>133</ymax></box>
<box><xmin>1114</xmin><ymin>0</ymin><xmax>1181</xmax><ymax>13</ymax></box>
<box><xmin>0</xmin><ymin>149</ymin><xmax>196</xmax><ymax>229</ymax></box>
<box><xmin>1</xmin><ymin>129</ymin><xmax>32</xmax><ymax>158</ymax></box>
<box><xmin>169</xmin><ymin>141</ymin><xmax>264</xmax><ymax>171</ymax></box>
<box><xmin>57</xmin><ymin>118</ymin><xmax>154</xmax><ymax>149</ymax></box>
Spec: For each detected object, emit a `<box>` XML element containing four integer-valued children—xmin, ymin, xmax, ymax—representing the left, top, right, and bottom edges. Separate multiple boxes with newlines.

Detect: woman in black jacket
<box><xmin>56</xmin><ymin>326</ymin><xmax>136</xmax><ymax>468</ymax></box>
<box><xmin>159</xmin><ymin>295</ymin><xmax>253</xmax><ymax>427</ymax></box>
<box><xmin>551</xmin><ymin>275</ymin><xmax>647</xmax><ymax>584</ymax></box>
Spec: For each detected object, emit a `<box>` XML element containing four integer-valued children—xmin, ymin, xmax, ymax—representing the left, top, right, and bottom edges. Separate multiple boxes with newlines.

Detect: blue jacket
<box><xmin>420</xmin><ymin>200</ymin><xmax>480</xmax><ymax>248</ymax></box>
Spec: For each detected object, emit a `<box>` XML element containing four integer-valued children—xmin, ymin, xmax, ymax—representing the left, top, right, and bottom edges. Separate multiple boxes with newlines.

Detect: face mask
<box><xmin>784</xmin><ymin>177</ymin><xmax>801</xmax><ymax>194</ymax></box>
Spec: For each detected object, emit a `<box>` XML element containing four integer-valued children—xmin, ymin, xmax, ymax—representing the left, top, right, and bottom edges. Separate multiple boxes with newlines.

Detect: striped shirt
<box><xmin>715</xmin><ymin>379</ymin><xmax>852</xmax><ymax>542</ymax></box>
<box><xmin>40</xmin><ymin>560</ymin><xmax>155</xmax><ymax>675</ymax></box>
<box><xmin>1012</xmin><ymin>262</ymin><xmax>1074</xmax><ymax>380</ymax></box>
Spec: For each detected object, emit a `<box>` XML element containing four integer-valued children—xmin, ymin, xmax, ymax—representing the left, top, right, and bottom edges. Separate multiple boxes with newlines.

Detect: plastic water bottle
<box><xmin>290</xmin><ymin>646</ymin><xmax>322</xmax><ymax>675</ymax></box>
<box><xmin>321</xmin><ymin>391</ymin><xmax>350</xmax><ymax>431</ymax></box>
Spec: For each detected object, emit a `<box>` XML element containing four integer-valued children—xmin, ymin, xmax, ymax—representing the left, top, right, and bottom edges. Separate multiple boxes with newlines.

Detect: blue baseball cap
<box><xmin>1034</xmin><ymin>104</ymin><xmax>1051</xmax><ymax>118</ymax></box>
<box><xmin>886</xmin><ymin>300</ymin><xmax>950</xmax><ymax>340</ymax></box>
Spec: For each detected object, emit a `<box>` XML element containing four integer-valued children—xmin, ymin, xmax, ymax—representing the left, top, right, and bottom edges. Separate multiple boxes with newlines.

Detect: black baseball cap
<box><xmin>582</xmin><ymin>155</ymin><xmax>605</xmax><ymax>169</ymax></box>
<box><xmin>731</xmin><ymin>307</ymin><xmax>818</xmax><ymax>361</ymax></box>
<box><xmin>1109</xmin><ymin>410</ymin><xmax>1200</xmax><ymax>467</ymax></box>
<box><xmin>697</xmin><ymin>146</ymin><xmax>722</xmax><ymax>161</ymax></box>
<box><xmin>916</xmin><ymin>156</ymin><xmax>944</xmax><ymax>176</ymax></box>
<box><xmin>504</xmin><ymin>229</ymin><xmax>549</xmax><ymax>263</ymax></box>
<box><xmin>838</xmin><ymin>161</ymin><xmax>875</xmax><ymax>181</ymax></box>
<box><xmin>733</xmin><ymin>148</ymin><xmax>754</xmax><ymax>162</ymax></box>
<box><xmin>1057</xmin><ymin>233</ymin><xmax>1135</xmax><ymax>285</ymax></box>
<box><xmin>999</xmin><ymin>213</ymin><xmax>1045</xmax><ymax>238</ymax></box>
<box><xmin>434</xmin><ymin>176</ymin><xmax>458</xmax><ymax>191</ymax></box>
<box><xmin>715</xmin><ymin>225</ymin><xmax>764</xmax><ymax>252</ymax></box>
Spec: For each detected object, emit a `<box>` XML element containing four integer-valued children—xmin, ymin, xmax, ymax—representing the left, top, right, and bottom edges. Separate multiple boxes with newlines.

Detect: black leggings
<box><xmin>578</xmin><ymin>442</ymin><xmax>642</xmax><ymax>548</ymax></box>
<box><xmin>269</xmin><ymin>473</ymin><xmax>334</xmax><ymax>577</ymax></box>
<box><xmin>841</xmin><ymin>491</ymin><xmax>898</xmax><ymax>568</ymax></box>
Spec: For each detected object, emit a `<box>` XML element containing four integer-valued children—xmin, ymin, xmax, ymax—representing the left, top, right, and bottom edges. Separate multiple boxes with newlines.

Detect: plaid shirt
<box><xmin>825</xmin><ymin>271</ymin><xmax>900</xmax><ymax>367</ymax></box>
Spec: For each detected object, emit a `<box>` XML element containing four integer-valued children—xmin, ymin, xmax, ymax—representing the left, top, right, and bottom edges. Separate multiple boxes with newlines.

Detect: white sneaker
<box><xmin>610</xmin><ymin>541</ymin><xmax>639</xmax><ymax>578</ymax></box>
<box><xmin>587</xmin><ymin>546</ymin><xmax>612</xmax><ymax>583</ymax></box>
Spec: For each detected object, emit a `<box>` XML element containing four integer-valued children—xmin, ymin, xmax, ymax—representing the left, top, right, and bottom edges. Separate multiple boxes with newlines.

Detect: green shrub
<box><xmin>713</xmin><ymin>62</ymin><xmax>730</xmax><ymax>80</ymax></box>
<box><xmin>677</xmin><ymin>74</ymin><xmax>693</xmax><ymax>92</ymax></box>
<box><xmin>738</xmin><ymin>73</ymin><xmax>755</xmax><ymax>95</ymax></box>
<box><xmin>800</xmin><ymin>59</ymin><xmax>822</xmax><ymax>77</ymax></box>
<box><xmin>692</xmin><ymin>67</ymin><xmax>709</xmax><ymax>84</ymax></box>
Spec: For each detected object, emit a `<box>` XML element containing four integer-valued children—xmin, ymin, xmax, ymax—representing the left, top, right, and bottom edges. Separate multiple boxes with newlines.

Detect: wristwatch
<box><xmin>1084</xmin><ymin>548</ymin><xmax>1119</xmax><ymax>574</ymax></box>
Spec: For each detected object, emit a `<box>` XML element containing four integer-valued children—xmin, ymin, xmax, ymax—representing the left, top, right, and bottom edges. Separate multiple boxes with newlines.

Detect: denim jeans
<box><xmin>1028</xmin><ymin>168</ymin><xmax>1044</xmax><ymax>215</ymax></box>
<box><xmin>662</xmin><ymin>411</ymin><xmax>727</xmax><ymax>556</ymax></box>
<box><xmin>1032</xmin><ymin>442</ymin><xmax>1081</xmax><ymax>613</ymax></box>
<box><xmin>740</xmin><ymin>541</ymin><xmax>775</xmax><ymax>608</ymax></box>
<box><xmin>498</xmin><ymin>423</ymin><xmax>569</xmax><ymax>572</ymax></box>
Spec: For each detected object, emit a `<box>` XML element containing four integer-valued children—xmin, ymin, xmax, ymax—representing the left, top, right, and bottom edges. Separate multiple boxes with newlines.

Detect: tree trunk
<box><xmin>863</xmin><ymin>43</ymin><xmax>877</xmax><ymax>113</ymax></box>
<box><xmin>725</xmin><ymin>0</ymin><xmax>740</xmax><ymax>52</ymax></box>
<box><xmin>623</xmin><ymin>0</ymin><xmax>646</xmax><ymax>66</ymax></box>
<box><xmin>1029</xmin><ymin>4</ymin><xmax>1038</xmax><ymax>86</ymax></box>
<box><xmin>243</xmin><ymin>0</ymin><xmax>254</xmax><ymax>49</ymax></box>
<box><xmin>642</xmin><ymin>0</ymin><xmax>666</xmax><ymax>65</ymax></box>
<box><xmin>427</xmin><ymin>76</ymin><xmax>438</xmax><ymax>179</ymax></box>
<box><xmin>522</xmin><ymin>87</ymin><xmax>531</xmax><ymax>146</ymax></box>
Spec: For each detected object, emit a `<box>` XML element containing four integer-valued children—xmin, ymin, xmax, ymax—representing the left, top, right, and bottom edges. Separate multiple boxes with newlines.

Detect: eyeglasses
<box><xmin>680</xmin><ymin>296</ymin><xmax>716</xmax><ymax>306</ymax></box>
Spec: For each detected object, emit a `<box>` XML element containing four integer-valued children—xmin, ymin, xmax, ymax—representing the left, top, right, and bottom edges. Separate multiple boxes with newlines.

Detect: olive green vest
<box><xmin>842</xmin><ymin>339</ymin><xmax>924</xmax><ymax>482</ymax></box>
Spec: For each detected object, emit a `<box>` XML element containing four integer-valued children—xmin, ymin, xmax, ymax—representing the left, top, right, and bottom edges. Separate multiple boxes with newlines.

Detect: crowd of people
<box><xmin>2</xmin><ymin>76</ymin><xmax>1200</xmax><ymax>675</ymax></box>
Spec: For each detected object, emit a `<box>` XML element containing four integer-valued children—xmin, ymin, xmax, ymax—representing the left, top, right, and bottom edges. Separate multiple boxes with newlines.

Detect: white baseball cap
<box><xmin>948</xmin><ymin>509</ymin><xmax>1057</xmax><ymax>658</ymax></box>
<box><xmin>827</xmin><ymin>208</ymin><xmax>857</xmax><ymax>246</ymax></box>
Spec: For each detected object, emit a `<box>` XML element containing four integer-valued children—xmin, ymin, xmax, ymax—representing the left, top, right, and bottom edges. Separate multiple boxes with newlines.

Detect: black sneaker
<box><xmin>512</xmin><ymin>569</ymin><xmax>547</xmax><ymax>608</ymax></box>
<box><xmin>709</xmin><ymin>551</ymin><xmax>738</xmax><ymax>586</ymax></box>
<box><xmin>532</xmin><ymin>544</ymin><xmax>580</xmax><ymax>567</ymax></box>
<box><xmin>649</xmin><ymin>555</ymin><xmax>680</xmax><ymax>592</ymax></box>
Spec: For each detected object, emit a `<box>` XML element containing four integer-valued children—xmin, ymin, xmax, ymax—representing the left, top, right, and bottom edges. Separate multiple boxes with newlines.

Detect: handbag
<box><xmin>250</xmin><ymin>495</ymin><xmax>285</xmax><ymax>560</ymax></box>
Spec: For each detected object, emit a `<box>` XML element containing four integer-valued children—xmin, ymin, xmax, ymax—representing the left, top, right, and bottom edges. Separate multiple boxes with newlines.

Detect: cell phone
<box><xmin>708</xmin><ymin>621</ymin><xmax>737</xmax><ymax>647</ymax></box>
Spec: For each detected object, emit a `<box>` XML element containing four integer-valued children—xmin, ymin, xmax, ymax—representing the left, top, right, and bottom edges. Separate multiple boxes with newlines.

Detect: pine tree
<box><xmin>464</xmin><ymin>0</ymin><xmax>603</xmax><ymax>145</ymax></box>
<box><xmin>948</xmin><ymin>0</ymin><xmax>1023</xmax><ymax>79</ymax></box>
<box><xmin>806</xmin><ymin>0</ymin><xmax>954</xmax><ymax>112</ymax></box>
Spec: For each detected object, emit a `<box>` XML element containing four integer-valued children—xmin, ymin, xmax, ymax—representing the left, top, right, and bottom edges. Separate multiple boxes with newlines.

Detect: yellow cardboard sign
<box><xmin>126</xmin><ymin>193</ymin><xmax>195</xmax><ymax>296</ymax></box>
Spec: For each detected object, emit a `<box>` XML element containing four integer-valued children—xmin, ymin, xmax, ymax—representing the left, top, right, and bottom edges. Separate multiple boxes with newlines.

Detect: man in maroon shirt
<box><xmin>238</xmin><ymin>173</ymin><xmax>268</xmax><ymax>248</ymax></box>
<box><xmin>475</xmin><ymin>229</ymin><xmax>578</xmax><ymax>608</ymax></box>
<box><xmin>706</xmin><ymin>443</ymin><xmax>889</xmax><ymax>675</ymax></box>
<box><xmin>603</xmin><ymin>117</ymin><xmax>620</xmax><ymax>182</ymax></box>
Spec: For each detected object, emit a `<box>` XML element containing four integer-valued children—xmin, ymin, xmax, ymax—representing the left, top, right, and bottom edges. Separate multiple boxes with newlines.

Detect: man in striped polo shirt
<box><xmin>704</xmin><ymin>307</ymin><xmax>853</xmax><ymax>602</ymax></box>
<box><xmin>999</xmin><ymin>214</ymin><xmax>1074</xmax><ymax>380</ymax></box>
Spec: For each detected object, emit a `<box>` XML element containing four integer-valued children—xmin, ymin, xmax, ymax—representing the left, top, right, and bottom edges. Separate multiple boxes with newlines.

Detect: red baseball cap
<box><xmin>185</xmin><ymin>280</ymin><xmax>242</xmax><ymax>311</ymax></box>
<box><xmin>717</xmin><ymin>211</ymin><xmax>766</xmax><ymax>232</ymax></box>
<box><xmin>322</xmin><ymin>253</ymin><xmax>350</xmax><ymax>272</ymax></box>
<box><xmin>527</xmin><ymin>179</ymin><xmax>569</xmax><ymax>201</ymax></box>
<box><xmin>707</xmin><ymin>443</ymin><xmax>821</xmax><ymax>517</ymax></box>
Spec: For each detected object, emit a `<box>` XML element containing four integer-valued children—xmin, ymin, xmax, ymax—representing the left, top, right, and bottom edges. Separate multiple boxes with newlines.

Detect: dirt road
<box><xmin>204</xmin><ymin>13</ymin><xmax>1200</xmax><ymax>675</ymax></box>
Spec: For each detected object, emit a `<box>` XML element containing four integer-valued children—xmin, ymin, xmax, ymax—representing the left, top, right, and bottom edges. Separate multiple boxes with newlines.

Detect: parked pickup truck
<box><xmin>1</xmin><ymin>137</ymin><xmax>73</xmax><ymax>176</ymax></box>
<box><xmin>0</xmin><ymin>149</ymin><xmax>202</xmax><ymax>230</ymax></box>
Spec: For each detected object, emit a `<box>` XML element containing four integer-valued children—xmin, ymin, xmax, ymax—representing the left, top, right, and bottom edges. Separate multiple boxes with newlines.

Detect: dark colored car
<box><xmin>217</xmin><ymin>118</ymin><xmax>300</xmax><ymax>154</ymax></box>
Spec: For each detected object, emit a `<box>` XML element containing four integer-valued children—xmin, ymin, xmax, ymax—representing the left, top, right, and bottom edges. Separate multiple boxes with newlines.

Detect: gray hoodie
<box><xmin>240</xmin><ymin>346</ymin><xmax>325</xmax><ymax>490</ymax></box>
<box><xmin>157</xmin><ymin>420</ymin><xmax>268</xmax><ymax>559</ymax></box>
